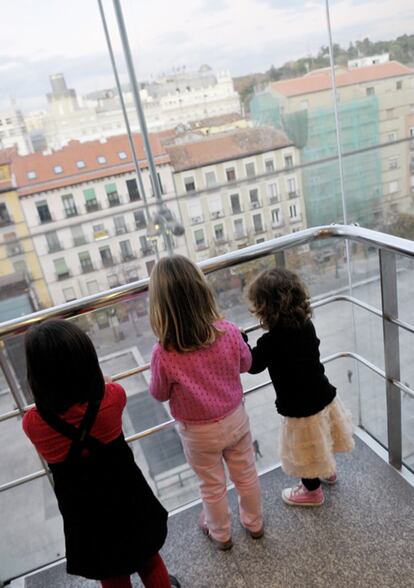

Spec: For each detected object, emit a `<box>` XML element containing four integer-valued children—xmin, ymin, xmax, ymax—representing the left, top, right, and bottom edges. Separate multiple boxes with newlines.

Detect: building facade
<box><xmin>166</xmin><ymin>127</ymin><xmax>306</xmax><ymax>262</ymax></box>
<box><xmin>0</xmin><ymin>148</ymin><xmax>51</xmax><ymax>316</ymax></box>
<box><xmin>13</xmin><ymin>134</ymin><xmax>186</xmax><ymax>306</ymax></box>
<box><xmin>0</xmin><ymin>105</ymin><xmax>33</xmax><ymax>155</ymax></box>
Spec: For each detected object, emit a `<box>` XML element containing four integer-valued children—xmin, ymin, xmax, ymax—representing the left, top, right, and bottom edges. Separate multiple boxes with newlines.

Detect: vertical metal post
<box><xmin>379</xmin><ymin>249</ymin><xmax>402</xmax><ymax>469</ymax></box>
<box><xmin>97</xmin><ymin>0</ymin><xmax>149</xmax><ymax>221</ymax></box>
<box><xmin>112</xmin><ymin>0</ymin><xmax>173</xmax><ymax>255</ymax></box>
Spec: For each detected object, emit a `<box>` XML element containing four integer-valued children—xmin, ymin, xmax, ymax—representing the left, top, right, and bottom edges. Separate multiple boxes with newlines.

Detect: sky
<box><xmin>1</xmin><ymin>0</ymin><xmax>413</xmax><ymax>112</ymax></box>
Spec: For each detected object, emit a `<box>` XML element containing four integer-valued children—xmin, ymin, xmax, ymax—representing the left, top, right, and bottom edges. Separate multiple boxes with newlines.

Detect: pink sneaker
<box><xmin>282</xmin><ymin>483</ymin><xmax>324</xmax><ymax>506</ymax></box>
<box><xmin>321</xmin><ymin>473</ymin><xmax>337</xmax><ymax>485</ymax></box>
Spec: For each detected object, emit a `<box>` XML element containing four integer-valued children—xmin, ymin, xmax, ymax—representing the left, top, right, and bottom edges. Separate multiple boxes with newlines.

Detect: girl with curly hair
<box><xmin>246</xmin><ymin>268</ymin><xmax>354</xmax><ymax>506</ymax></box>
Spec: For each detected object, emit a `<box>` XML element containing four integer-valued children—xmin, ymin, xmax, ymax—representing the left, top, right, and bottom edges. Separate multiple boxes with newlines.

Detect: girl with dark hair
<box><xmin>149</xmin><ymin>255</ymin><xmax>263</xmax><ymax>551</ymax></box>
<box><xmin>23</xmin><ymin>319</ymin><xmax>180</xmax><ymax>588</ymax></box>
<box><xmin>247</xmin><ymin>268</ymin><xmax>354</xmax><ymax>507</ymax></box>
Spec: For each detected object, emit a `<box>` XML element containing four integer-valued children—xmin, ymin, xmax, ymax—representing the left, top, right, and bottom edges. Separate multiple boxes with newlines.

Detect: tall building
<box><xmin>12</xmin><ymin>134</ymin><xmax>186</xmax><ymax>306</ymax></box>
<box><xmin>0</xmin><ymin>105</ymin><xmax>33</xmax><ymax>155</ymax></box>
<box><xmin>0</xmin><ymin>148</ymin><xmax>51</xmax><ymax>317</ymax></box>
<box><xmin>30</xmin><ymin>67</ymin><xmax>242</xmax><ymax>150</ymax></box>
<box><xmin>166</xmin><ymin>127</ymin><xmax>306</xmax><ymax>261</ymax></box>
<box><xmin>250</xmin><ymin>60</ymin><xmax>414</xmax><ymax>228</ymax></box>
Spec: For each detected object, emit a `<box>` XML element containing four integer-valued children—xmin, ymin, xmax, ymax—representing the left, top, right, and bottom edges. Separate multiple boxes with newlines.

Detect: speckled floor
<box><xmin>16</xmin><ymin>437</ymin><xmax>414</xmax><ymax>588</ymax></box>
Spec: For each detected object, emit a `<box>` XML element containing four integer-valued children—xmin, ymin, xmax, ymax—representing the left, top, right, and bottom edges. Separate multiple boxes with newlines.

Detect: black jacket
<box><xmin>248</xmin><ymin>319</ymin><xmax>336</xmax><ymax>418</ymax></box>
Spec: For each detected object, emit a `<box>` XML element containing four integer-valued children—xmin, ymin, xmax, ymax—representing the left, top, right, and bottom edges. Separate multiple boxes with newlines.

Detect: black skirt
<box><xmin>50</xmin><ymin>434</ymin><xmax>168</xmax><ymax>580</ymax></box>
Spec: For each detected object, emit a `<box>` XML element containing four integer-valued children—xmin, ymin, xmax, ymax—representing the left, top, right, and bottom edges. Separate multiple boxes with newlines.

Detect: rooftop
<box><xmin>271</xmin><ymin>61</ymin><xmax>414</xmax><ymax>97</ymax></box>
<box><xmin>12</xmin><ymin>132</ymin><xmax>174</xmax><ymax>198</ymax></box>
<box><xmin>166</xmin><ymin>127</ymin><xmax>293</xmax><ymax>172</ymax></box>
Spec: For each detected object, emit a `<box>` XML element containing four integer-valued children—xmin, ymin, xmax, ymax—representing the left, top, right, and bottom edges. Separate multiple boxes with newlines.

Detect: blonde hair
<box><xmin>248</xmin><ymin>268</ymin><xmax>312</xmax><ymax>330</ymax></box>
<box><xmin>149</xmin><ymin>255</ymin><xmax>222</xmax><ymax>352</ymax></box>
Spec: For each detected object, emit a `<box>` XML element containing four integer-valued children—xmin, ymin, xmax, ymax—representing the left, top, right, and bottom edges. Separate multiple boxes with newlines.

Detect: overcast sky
<box><xmin>1</xmin><ymin>0</ymin><xmax>413</xmax><ymax>112</ymax></box>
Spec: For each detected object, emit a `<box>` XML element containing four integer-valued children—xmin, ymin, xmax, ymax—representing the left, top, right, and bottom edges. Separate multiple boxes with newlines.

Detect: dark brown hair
<box><xmin>25</xmin><ymin>319</ymin><xmax>105</xmax><ymax>414</ymax></box>
<box><xmin>149</xmin><ymin>255</ymin><xmax>221</xmax><ymax>352</ymax></box>
<box><xmin>248</xmin><ymin>268</ymin><xmax>312</xmax><ymax>330</ymax></box>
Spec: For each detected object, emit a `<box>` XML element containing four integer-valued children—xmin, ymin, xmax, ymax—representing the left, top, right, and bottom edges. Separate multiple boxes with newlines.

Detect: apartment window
<box><xmin>287</xmin><ymin>178</ymin><xmax>297</xmax><ymax>197</ymax></box>
<box><xmin>13</xmin><ymin>259</ymin><xmax>27</xmax><ymax>274</ymax></box>
<box><xmin>108</xmin><ymin>274</ymin><xmax>120</xmax><ymax>288</ymax></box>
<box><xmin>134</xmin><ymin>210</ymin><xmax>146</xmax><ymax>229</ymax></box>
<box><xmin>97</xmin><ymin>155</ymin><xmax>107</xmax><ymax>164</ymax></box>
<box><xmin>93</xmin><ymin>224</ymin><xmax>109</xmax><ymax>240</ymax></box>
<box><xmin>118</xmin><ymin>151</ymin><xmax>127</xmax><ymax>160</ymax></box>
<box><xmin>79</xmin><ymin>251</ymin><xmax>94</xmax><ymax>273</ymax></box>
<box><xmin>205</xmin><ymin>171</ymin><xmax>217</xmax><ymax>188</ymax></box>
<box><xmin>389</xmin><ymin>157</ymin><xmax>399</xmax><ymax>170</ymax></box>
<box><xmin>46</xmin><ymin>231</ymin><xmax>62</xmax><ymax>253</ymax></box>
<box><xmin>53</xmin><ymin>165</ymin><xmax>63</xmax><ymax>174</ymax></box>
<box><xmin>250</xmin><ymin>189</ymin><xmax>260</xmax><ymax>209</ymax></box>
<box><xmin>230</xmin><ymin>193</ymin><xmax>241</xmax><ymax>214</ymax></box>
<box><xmin>84</xmin><ymin>188</ymin><xmax>99</xmax><ymax>212</ymax></box>
<box><xmin>36</xmin><ymin>200</ymin><xmax>52</xmax><ymax>223</ymax></box>
<box><xmin>126</xmin><ymin>178</ymin><xmax>140</xmax><ymax>201</ymax></box>
<box><xmin>126</xmin><ymin>268</ymin><xmax>139</xmax><ymax>283</ymax></box>
<box><xmin>289</xmin><ymin>204</ymin><xmax>298</xmax><ymax>218</ymax></box>
<box><xmin>71</xmin><ymin>225</ymin><xmax>87</xmax><ymax>246</ymax></box>
<box><xmin>366</xmin><ymin>87</ymin><xmax>375</xmax><ymax>96</ymax></box>
<box><xmin>76</xmin><ymin>160</ymin><xmax>86</xmax><ymax>169</ymax></box>
<box><xmin>54</xmin><ymin>258</ymin><xmax>70</xmax><ymax>280</ymax></box>
<box><xmin>226</xmin><ymin>168</ymin><xmax>236</xmax><ymax>182</ymax></box>
<box><xmin>388</xmin><ymin>181</ymin><xmax>399</xmax><ymax>194</ymax></box>
<box><xmin>62</xmin><ymin>193</ymin><xmax>78</xmax><ymax>217</ymax></box>
<box><xmin>184</xmin><ymin>176</ymin><xmax>196</xmax><ymax>193</ymax></box>
<box><xmin>4</xmin><ymin>232</ymin><xmax>22</xmax><ymax>256</ymax></box>
<box><xmin>253</xmin><ymin>213</ymin><xmax>264</xmax><ymax>233</ymax></box>
<box><xmin>284</xmin><ymin>155</ymin><xmax>293</xmax><ymax>168</ymax></box>
<box><xmin>234</xmin><ymin>218</ymin><xmax>245</xmax><ymax>238</ymax></box>
<box><xmin>388</xmin><ymin>132</ymin><xmax>397</xmax><ymax>142</ymax></box>
<box><xmin>396</xmin><ymin>81</ymin><xmax>402</xmax><ymax>90</ymax></box>
<box><xmin>267</xmin><ymin>183</ymin><xmax>279</xmax><ymax>202</ymax></box>
<box><xmin>27</xmin><ymin>170</ymin><xmax>37</xmax><ymax>180</ymax></box>
<box><xmin>209</xmin><ymin>196</ymin><xmax>223</xmax><ymax>219</ymax></box>
<box><xmin>99</xmin><ymin>246</ymin><xmax>114</xmax><ymax>267</ymax></box>
<box><xmin>271</xmin><ymin>208</ymin><xmax>281</xmax><ymax>225</ymax></box>
<box><xmin>0</xmin><ymin>202</ymin><xmax>12</xmax><ymax>226</ymax></box>
<box><xmin>245</xmin><ymin>162</ymin><xmax>256</xmax><ymax>177</ymax></box>
<box><xmin>120</xmin><ymin>240</ymin><xmax>134</xmax><ymax>261</ymax></box>
<box><xmin>194</xmin><ymin>228</ymin><xmax>206</xmax><ymax>249</ymax></box>
<box><xmin>140</xmin><ymin>235</ymin><xmax>152</xmax><ymax>254</ymax></box>
<box><xmin>105</xmin><ymin>183</ymin><xmax>120</xmax><ymax>206</ymax></box>
<box><xmin>63</xmin><ymin>287</ymin><xmax>76</xmax><ymax>302</ymax></box>
<box><xmin>188</xmin><ymin>201</ymin><xmax>203</xmax><ymax>224</ymax></box>
<box><xmin>265</xmin><ymin>159</ymin><xmax>275</xmax><ymax>173</ymax></box>
<box><xmin>214</xmin><ymin>224</ymin><xmax>224</xmax><ymax>241</ymax></box>
<box><xmin>114</xmin><ymin>215</ymin><xmax>127</xmax><ymax>235</ymax></box>
<box><xmin>87</xmin><ymin>280</ymin><xmax>99</xmax><ymax>294</ymax></box>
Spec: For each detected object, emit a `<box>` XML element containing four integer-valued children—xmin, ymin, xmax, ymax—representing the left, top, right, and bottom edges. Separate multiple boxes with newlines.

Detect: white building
<box><xmin>0</xmin><ymin>104</ymin><xmax>33</xmax><ymax>155</ymax></box>
<box><xmin>13</xmin><ymin>134</ymin><xmax>186</xmax><ymax>305</ymax></box>
<box><xmin>27</xmin><ymin>67</ymin><xmax>242</xmax><ymax>150</ymax></box>
<box><xmin>166</xmin><ymin>127</ymin><xmax>306</xmax><ymax>262</ymax></box>
<box><xmin>348</xmin><ymin>53</ymin><xmax>390</xmax><ymax>69</ymax></box>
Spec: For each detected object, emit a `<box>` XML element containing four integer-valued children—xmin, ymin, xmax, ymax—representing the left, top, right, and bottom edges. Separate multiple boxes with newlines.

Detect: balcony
<box><xmin>85</xmin><ymin>200</ymin><xmax>101</xmax><ymax>213</ymax></box>
<box><xmin>190</xmin><ymin>215</ymin><xmax>204</xmax><ymax>225</ymax></box>
<box><xmin>268</xmin><ymin>195</ymin><xmax>280</xmax><ymax>205</ymax></box>
<box><xmin>108</xmin><ymin>195</ymin><xmax>121</xmax><ymax>207</ymax></box>
<box><xmin>47</xmin><ymin>244</ymin><xmax>63</xmax><ymax>254</ymax></box>
<box><xmin>56</xmin><ymin>271</ymin><xmax>71</xmax><ymax>280</ymax></box>
<box><xmin>231</xmin><ymin>207</ymin><xmax>243</xmax><ymax>215</ymax></box>
<box><xmin>210</xmin><ymin>210</ymin><xmax>224</xmax><ymax>220</ymax></box>
<box><xmin>253</xmin><ymin>224</ymin><xmax>266</xmax><ymax>234</ymax></box>
<box><xmin>121</xmin><ymin>253</ymin><xmax>137</xmax><ymax>262</ymax></box>
<box><xmin>0</xmin><ymin>215</ymin><xmax>13</xmax><ymax>227</ymax></box>
<box><xmin>72</xmin><ymin>237</ymin><xmax>88</xmax><ymax>247</ymax></box>
<box><xmin>80</xmin><ymin>262</ymin><xmax>95</xmax><ymax>274</ymax></box>
<box><xmin>250</xmin><ymin>201</ymin><xmax>262</xmax><ymax>210</ymax></box>
<box><xmin>102</xmin><ymin>257</ymin><xmax>116</xmax><ymax>268</ymax></box>
<box><xmin>234</xmin><ymin>231</ymin><xmax>248</xmax><ymax>240</ymax></box>
<box><xmin>1</xmin><ymin>225</ymin><xmax>414</xmax><ymax>588</ymax></box>
<box><xmin>64</xmin><ymin>207</ymin><xmax>78</xmax><ymax>218</ymax></box>
<box><xmin>288</xmin><ymin>190</ymin><xmax>300</xmax><ymax>199</ymax></box>
<box><xmin>195</xmin><ymin>241</ymin><xmax>209</xmax><ymax>251</ymax></box>
<box><xmin>141</xmin><ymin>246</ymin><xmax>154</xmax><ymax>257</ymax></box>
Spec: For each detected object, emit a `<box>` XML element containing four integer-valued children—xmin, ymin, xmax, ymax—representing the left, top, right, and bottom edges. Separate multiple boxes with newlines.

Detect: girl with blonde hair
<box><xmin>149</xmin><ymin>255</ymin><xmax>263</xmax><ymax>550</ymax></box>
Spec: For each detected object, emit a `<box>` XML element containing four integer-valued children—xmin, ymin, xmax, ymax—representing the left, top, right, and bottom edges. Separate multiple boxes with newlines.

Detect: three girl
<box><xmin>23</xmin><ymin>319</ymin><xmax>180</xmax><ymax>588</ymax></box>
<box><xmin>148</xmin><ymin>255</ymin><xmax>263</xmax><ymax>550</ymax></box>
<box><xmin>247</xmin><ymin>267</ymin><xmax>354</xmax><ymax>506</ymax></box>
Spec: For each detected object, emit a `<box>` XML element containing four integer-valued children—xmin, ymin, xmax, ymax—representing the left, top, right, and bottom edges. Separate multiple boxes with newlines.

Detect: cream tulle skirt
<box><xmin>280</xmin><ymin>397</ymin><xmax>354</xmax><ymax>479</ymax></box>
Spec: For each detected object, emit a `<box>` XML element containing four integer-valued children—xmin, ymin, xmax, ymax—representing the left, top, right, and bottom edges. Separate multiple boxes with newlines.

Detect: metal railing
<box><xmin>1</xmin><ymin>224</ymin><xmax>414</xmax><ymax>495</ymax></box>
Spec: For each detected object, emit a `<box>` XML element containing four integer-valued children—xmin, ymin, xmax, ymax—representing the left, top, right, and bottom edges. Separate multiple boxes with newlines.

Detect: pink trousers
<box><xmin>178</xmin><ymin>403</ymin><xmax>263</xmax><ymax>543</ymax></box>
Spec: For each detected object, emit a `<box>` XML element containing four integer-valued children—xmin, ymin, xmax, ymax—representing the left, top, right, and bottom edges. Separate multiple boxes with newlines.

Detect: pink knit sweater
<box><xmin>149</xmin><ymin>320</ymin><xmax>252</xmax><ymax>423</ymax></box>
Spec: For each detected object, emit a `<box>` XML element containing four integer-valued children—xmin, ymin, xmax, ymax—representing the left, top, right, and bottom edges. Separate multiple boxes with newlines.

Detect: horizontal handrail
<box><xmin>1</xmin><ymin>350</ymin><xmax>413</xmax><ymax>494</ymax></box>
<box><xmin>0</xmin><ymin>224</ymin><xmax>413</xmax><ymax>339</ymax></box>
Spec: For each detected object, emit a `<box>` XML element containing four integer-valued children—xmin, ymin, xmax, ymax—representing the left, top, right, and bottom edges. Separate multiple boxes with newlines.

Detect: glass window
<box><xmin>46</xmin><ymin>231</ymin><xmax>61</xmax><ymax>253</ymax></box>
<box><xmin>71</xmin><ymin>225</ymin><xmax>87</xmax><ymax>246</ymax></box>
<box><xmin>86</xmin><ymin>281</ymin><xmax>99</xmax><ymax>294</ymax></box>
<box><xmin>287</xmin><ymin>177</ymin><xmax>297</xmax><ymax>196</ymax></box>
<box><xmin>76</xmin><ymin>160</ymin><xmax>86</xmax><ymax>169</ymax></box>
<box><xmin>249</xmin><ymin>189</ymin><xmax>259</xmax><ymax>207</ymax></box>
<box><xmin>99</xmin><ymin>246</ymin><xmax>114</xmax><ymax>267</ymax></box>
<box><xmin>140</xmin><ymin>235</ymin><xmax>152</xmax><ymax>254</ymax></box>
<box><xmin>27</xmin><ymin>170</ymin><xmax>37</xmax><ymax>179</ymax></box>
<box><xmin>93</xmin><ymin>224</ymin><xmax>109</xmax><ymax>240</ymax></box>
<box><xmin>0</xmin><ymin>202</ymin><xmax>12</xmax><ymax>225</ymax></box>
<box><xmin>83</xmin><ymin>188</ymin><xmax>99</xmax><ymax>212</ymax></box>
<box><xmin>265</xmin><ymin>159</ymin><xmax>275</xmax><ymax>173</ymax></box>
<box><xmin>118</xmin><ymin>151</ymin><xmax>127</xmax><ymax>160</ymax></box>
<box><xmin>53</xmin><ymin>165</ymin><xmax>63</xmax><ymax>174</ymax></box>
<box><xmin>36</xmin><ymin>200</ymin><xmax>52</xmax><ymax>223</ymax></box>
<box><xmin>114</xmin><ymin>215</ymin><xmax>127</xmax><ymax>235</ymax></box>
<box><xmin>396</xmin><ymin>80</ymin><xmax>402</xmax><ymax>90</ymax></box>
<box><xmin>234</xmin><ymin>218</ymin><xmax>245</xmax><ymax>238</ymax></box>
<box><xmin>62</xmin><ymin>194</ymin><xmax>78</xmax><ymax>217</ymax></box>
<box><xmin>289</xmin><ymin>204</ymin><xmax>298</xmax><ymax>218</ymax></box>
<box><xmin>230</xmin><ymin>193</ymin><xmax>241</xmax><ymax>214</ymax></box>
<box><xmin>267</xmin><ymin>183</ymin><xmax>279</xmax><ymax>201</ymax></box>
<box><xmin>284</xmin><ymin>155</ymin><xmax>293</xmax><ymax>168</ymax></box>
<box><xmin>13</xmin><ymin>259</ymin><xmax>27</xmax><ymax>274</ymax></box>
<box><xmin>388</xmin><ymin>181</ymin><xmax>399</xmax><ymax>194</ymax></box>
<box><xmin>253</xmin><ymin>213</ymin><xmax>263</xmax><ymax>232</ymax></box>
<box><xmin>214</xmin><ymin>224</ymin><xmax>224</xmax><ymax>241</ymax></box>
<box><xmin>126</xmin><ymin>178</ymin><xmax>140</xmax><ymax>201</ymax></box>
<box><xmin>126</xmin><ymin>268</ymin><xmax>139</xmax><ymax>283</ymax></box>
<box><xmin>54</xmin><ymin>258</ymin><xmax>70</xmax><ymax>279</ymax></box>
<box><xmin>366</xmin><ymin>87</ymin><xmax>375</xmax><ymax>96</ymax></box>
<box><xmin>105</xmin><ymin>183</ymin><xmax>120</xmax><ymax>206</ymax></box>
<box><xmin>205</xmin><ymin>171</ymin><xmax>217</xmax><ymax>188</ymax></box>
<box><xmin>389</xmin><ymin>157</ymin><xmax>399</xmax><ymax>170</ymax></box>
<box><xmin>97</xmin><ymin>155</ymin><xmax>107</xmax><ymax>164</ymax></box>
<box><xmin>62</xmin><ymin>287</ymin><xmax>76</xmax><ymax>302</ymax></box>
<box><xmin>271</xmin><ymin>208</ymin><xmax>281</xmax><ymax>225</ymax></box>
<box><xmin>132</xmin><ymin>210</ymin><xmax>145</xmax><ymax>229</ymax></box>
<box><xmin>79</xmin><ymin>251</ymin><xmax>94</xmax><ymax>272</ymax></box>
<box><xmin>4</xmin><ymin>232</ymin><xmax>22</xmax><ymax>256</ymax></box>
<box><xmin>226</xmin><ymin>168</ymin><xmax>236</xmax><ymax>182</ymax></box>
<box><xmin>194</xmin><ymin>228</ymin><xmax>206</xmax><ymax>248</ymax></box>
<box><xmin>184</xmin><ymin>176</ymin><xmax>196</xmax><ymax>192</ymax></box>
<box><xmin>245</xmin><ymin>162</ymin><xmax>255</xmax><ymax>177</ymax></box>
<box><xmin>120</xmin><ymin>240</ymin><xmax>134</xmax><ymax>260</ymax></box>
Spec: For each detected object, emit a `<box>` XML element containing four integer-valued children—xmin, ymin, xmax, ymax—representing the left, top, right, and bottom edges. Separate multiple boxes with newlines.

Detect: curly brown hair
<box><xmin>248</xmin><ymin>268</ymin><xmax>312</xmax><ymax>330</ymax></box>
